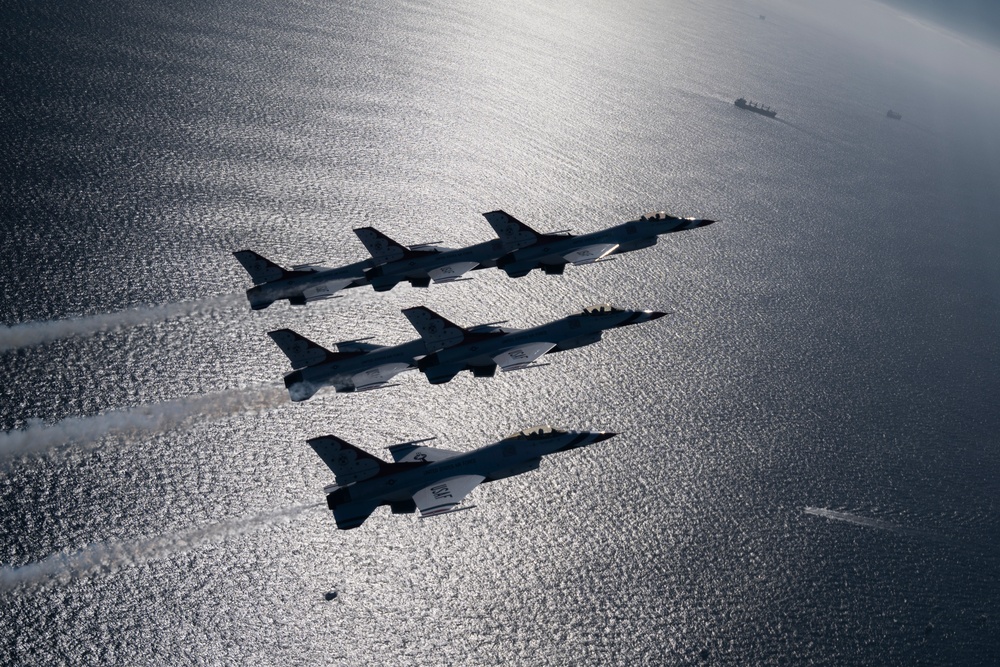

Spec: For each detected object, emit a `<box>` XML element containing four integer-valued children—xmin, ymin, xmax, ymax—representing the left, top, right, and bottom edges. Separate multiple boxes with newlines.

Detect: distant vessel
<box><xmin>886</xmin><ymin>109</ymin><xmax>902</xmax><ymax>120</ymax></box>
<box><xmin>734</xmin><ymin>97</ymin><xmax>777</xmax><ymax>118</ymax></box>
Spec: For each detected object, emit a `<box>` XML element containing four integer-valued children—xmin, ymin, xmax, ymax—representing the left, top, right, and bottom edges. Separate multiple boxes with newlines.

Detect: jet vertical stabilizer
<box><xmin>401</xmin><ymin>306</ymin><xmax>467</xmax><ymax>351</ymax></box>
<box><xmin>233</xmin><ymin>250</ymin><xmax>294</xmax><ymax>285</ymax></box>
<box><xmin>354</xmin><ymin>227</ymin><xmax>439</xmax><ymax>265</ymax></box>
<box><xmin>482</xmin><ymin>210</ymin><xmax>541</xmax><ymax>248</ymax></box>
<box><xmin>267</xmin><ymin>329</ymin><xmax>338</xmax><ymax>369</ymax></box>
<box><xmin>308</xmin><ymin>435</ymin><xmax>391</xmax><ymax>485</ymax></box>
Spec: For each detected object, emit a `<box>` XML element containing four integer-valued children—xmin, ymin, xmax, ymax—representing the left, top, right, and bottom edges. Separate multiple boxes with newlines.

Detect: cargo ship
<box><xmin>734</xmin><ymin>97</ymin><xmax>777</xmax><ymax>118</ymax></box>
<box><xmin>886</xmin><ymin>109</ymin><xmax>902</xmax><ymax>120</ymax></box>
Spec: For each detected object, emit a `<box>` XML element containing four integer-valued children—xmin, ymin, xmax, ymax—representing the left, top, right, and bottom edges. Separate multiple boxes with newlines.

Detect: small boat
<box><xmin>886</xmin><ymin>110</ymin><xmax>902</xmax><ymax>120</ymax></box>
<box><xmin>735</xmin><ymin>97</ymin><xmax>777</xmax><ymax>118</ymax></box>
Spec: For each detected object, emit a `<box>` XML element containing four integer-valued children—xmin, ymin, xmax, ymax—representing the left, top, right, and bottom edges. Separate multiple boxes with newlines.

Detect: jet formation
<box><xmin>234</xmin><ymin>209</ymin><xmax>714</xmax><ymax>308</ymax></box>
<box><xmin>310</xmin><ymin>427</ymin><xmax>616</xmax><ymax>529</ymax></box>
<box><xmin>239</xmin><ymin>206</ymin><xmax>715</xmax><ymax>528</ymax></box>
<box><xmin>270</xmin><ymin>304</ymin><xmax>666</xmax><ymax>401</ymax></box>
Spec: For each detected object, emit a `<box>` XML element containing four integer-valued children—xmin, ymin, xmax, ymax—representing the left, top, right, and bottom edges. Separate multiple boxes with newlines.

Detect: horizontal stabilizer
<box><xmin>421</xmin><ymin>362</ymin><xmax>465</xmax><ymax>385</ymax></box>
<box><xmin>369</xmin><ymin>275</ymin><xmax>401</xmax><ymax>292</ymax></box>
<box><xmin>332</xmin><ymin>500</ymin><xmax>380</xmax><ymax>530</ymax></box>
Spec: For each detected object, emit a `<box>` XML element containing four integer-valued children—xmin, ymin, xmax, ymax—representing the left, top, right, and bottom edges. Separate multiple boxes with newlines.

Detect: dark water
<box><xmin>880</xmin><ymin>0</ymin><xmax>1000</xmax><ymax>47</ymax></box>
<box><xmin>2</xmin><ymin>0</ymin><xmax>999</xmax><ymax>664</ymax></box>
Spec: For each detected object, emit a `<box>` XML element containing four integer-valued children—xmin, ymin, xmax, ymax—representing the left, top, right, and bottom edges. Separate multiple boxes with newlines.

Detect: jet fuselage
<box><xmin>418</xmin><ymin>307</ymin><xmax>666</xmax><ymax>377</ymax></box>
<box><xmin>246</xmin><ymin>260</ymin><xmax>374</xmax><ymax>309</ymax></box>
<box><xmin>497</xmin><ymin>213</ymin><xmax>714</xmax><ymax>276</ymax></box>
<box><xmin>284</xmin><ymin>339</ymin><xmax>427</xmax><ymax>400</ymax></box>
<box><xmin>364</xmin><ymin>238</ymin><xmax>514</xmax><ymax>290</ymax></box>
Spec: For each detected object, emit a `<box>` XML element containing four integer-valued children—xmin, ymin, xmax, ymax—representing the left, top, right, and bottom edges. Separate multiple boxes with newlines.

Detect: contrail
<box><xmin>0</xmin><ymin>385</ymin><xmax>287</xmax><ymax>459</ymax></box>
<box><xmin>0</xmin><ymin>503</ymin><xmax>321</xmax><ymax>590</ymax></box>
<box><xmin>0</xmin><ymin>293</ymin><xmax>245</xmax><ymax>353</ymax></box>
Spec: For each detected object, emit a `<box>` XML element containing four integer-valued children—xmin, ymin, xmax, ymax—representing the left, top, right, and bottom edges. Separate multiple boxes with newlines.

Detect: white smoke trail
<box><xmin>0</xmin><ymin>293</ymin><xmax>245</xmax><ymax>352</ymax></box>
<box><xmin>0</xmin><ymin>503</ymin><xmax>321</xmax><ymax>590</ymax></box>
<box><xmin>0</xmin><ymin>385</ymin><xmax>288</xmax><ymax>459</ymax></box>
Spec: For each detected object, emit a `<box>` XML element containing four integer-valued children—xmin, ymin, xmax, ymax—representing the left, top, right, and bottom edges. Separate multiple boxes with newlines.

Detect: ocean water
<box><xmin>2</xmin><ymin>0</ymin><xmax>999</xmax><ymax>664</ymax></box>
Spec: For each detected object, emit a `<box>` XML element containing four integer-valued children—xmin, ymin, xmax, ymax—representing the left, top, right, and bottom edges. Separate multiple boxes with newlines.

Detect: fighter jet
<box><xmin>268</xmin><ymin>328</ymin><xmax>427</xmax><ymax>401</ymax></box>
<box><xmin>483</xmin><ymin>209</ymin><xmax>715</xmax><ymax>277</ymax></box>
<box><xmin>352</xmin><ymin>223</ymin><xmax>526</xmax><ymax>292</ymax></box>
<box><xmin>308</xmin><ymin>426</ymin><xmax>617</xmax><ymax>529</ymax></box>
<box><xmin>403</xmin><ymin>303</ymin><xmax>667</xmax><ymax>384</ymax></box>
<box><xmin>233</xmin><ymin>250</ymin><xmax>376</xmax><ymax>310</ymax></box>
<box><xmin>234</xmin><ymin>232</ymin><xmax>458</xmax><ymax>309</ymax></box>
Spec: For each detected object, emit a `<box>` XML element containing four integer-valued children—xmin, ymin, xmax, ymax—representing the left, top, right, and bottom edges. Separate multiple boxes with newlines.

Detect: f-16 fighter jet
<box><xmin>309</xmin><ymin>426</ymin><xmax>616</xmax><ymax>529</ymax></box>
<box><xmin>233</xmin><ymin>250</ymin><xmax>376</xmax><ymax>310</ymax></box>
<box><xmin>268</xmin><ymin>329</ymin><xmax>427</xmax><ymax>401</ymax></box>
<box><xmin>402</xmin><ymin>303</ymin><xmax>667</xmax><ymax>384</ymax></box>
<box><xmin>234</xmin><ymin>233</ymin><xmax>458</xmax><ymax>309</ymax></box>
<box><xmin>352</xmin><ymin>223</ymin><xmax>528</xmax><ymax>292</ymax></box>
<box><xmin>483</xmin><ymin>209</ymin><xmax>715</xmax><ymax>278</ymax></box>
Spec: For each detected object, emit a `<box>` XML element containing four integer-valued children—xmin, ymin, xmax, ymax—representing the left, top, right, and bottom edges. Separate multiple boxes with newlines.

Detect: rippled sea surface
<box><xmin>2</xmin><ymin>0</ymin><xmax>999</xmax><ymax>664</ymax></box>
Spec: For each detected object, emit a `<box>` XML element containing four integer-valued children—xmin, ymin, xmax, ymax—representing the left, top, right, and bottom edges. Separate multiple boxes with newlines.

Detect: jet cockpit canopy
<box><xmin>579</xmin><ymin>304</ymin><xmax>624</xmax><ymax>316</ymax></box>
<box><xmin>639</xmin><ymin>211</ymin><xmax>678</xmax><ymax>222</ymax></box>
<box><xmin>507</xmin><ymin>425</ymin><xmax>567</xmax><ymax>440</ymax></box>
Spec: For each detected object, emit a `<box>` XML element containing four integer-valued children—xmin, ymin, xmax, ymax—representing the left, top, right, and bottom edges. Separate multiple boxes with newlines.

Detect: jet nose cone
<box><xmin>648</xmin><ymin>311</ymin><xmax>669</xmax><ymax>321</ymax></box>
<box><xmin>593</xmin><ymin>431</ymin><xmax>617</xmax><ymax>443</ymax></box>
<box><xmin>698</xmin><ymin>218</ymin><xmax>716</xmax><ymax>227</ymax></box>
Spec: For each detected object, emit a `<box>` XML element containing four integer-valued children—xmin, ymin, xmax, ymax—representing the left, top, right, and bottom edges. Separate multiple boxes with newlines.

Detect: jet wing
<box><xmin>413</xmin><ymin>475</ymin><xmax>485</xmax><ymax>517</ymax></box>
<box><xmin>562</xmin><ymin>243</ymin><xmax>619</xmax><ymax>265</ymax></box>
<box><xmin>350</xmin><ymin>362</ymin><xmax>413</xmax><ymax>391</ymax></box>
<box><xmin>428</xmin><ymin>261</ymin><xmax>479</xmax><ymax>284</ymax></box>
<box><xmin>333</xmin><ymin>500</ymin><xmax>381</xmax><ymax>530</ymax></box>
<box><xmin>301</xmin><ymin>278</ymin><xmax>355</xmax><ymax>302</ymax></box>
<box><xmin>386</xmin><ymin>441</ymin><xmax>461</xmax><ymax>463</ymax></box>
<box><xmin>493</xmin><ymin>341</ymin><xmax>557</xmax><ymax>371</ymax></box>
<box><xmin>422</xmin><ymin>362</ymin><xmax>466</xmax><ymax>385</ymax></box>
